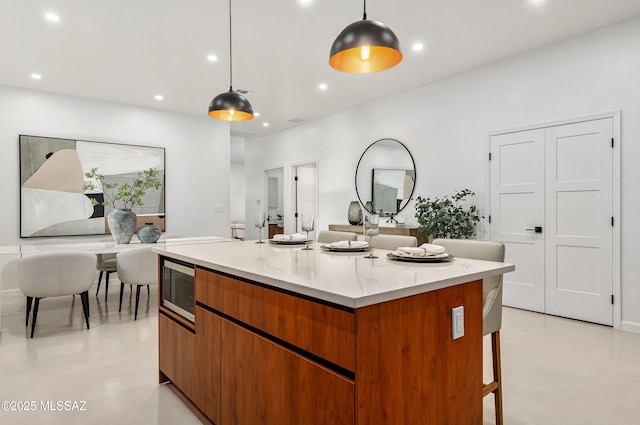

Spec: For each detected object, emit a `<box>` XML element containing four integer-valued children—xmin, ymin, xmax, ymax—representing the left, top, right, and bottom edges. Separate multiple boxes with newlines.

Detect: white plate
<box><xmin>386</xmin><ymin>252</ymin><xmax>454</xmax><ymax>263</ymax></box>
<box><xmin>268</xmin><ymin>239</ymin><xmax>309</xmax><ymax>245</ymax></box>
<box><xmin>320</xmin><ymin>244</ymin><xmax>369</xmax><ymax>252</ymax></box>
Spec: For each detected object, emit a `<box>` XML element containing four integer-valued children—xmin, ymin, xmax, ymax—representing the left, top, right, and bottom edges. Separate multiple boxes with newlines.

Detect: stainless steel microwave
<box><xmin>162</xmin><ymin>260</ymin><xmax>195</xmax><ymax>322</ymax></box>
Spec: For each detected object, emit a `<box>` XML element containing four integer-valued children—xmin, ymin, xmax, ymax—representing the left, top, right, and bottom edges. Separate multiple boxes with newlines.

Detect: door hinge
<box><xmin>488</xmin><ymin>215</ymin><xmax>492</xmax><ymax>223</ymax></box>
<box><xmin>611</xmin><ymin>294</ymin><xmax>614</xmax><ymax>305</ymax></box>
<box><xmin>611</xmin><ymin>138</ymin><xmax>614</xmax><ymax>148</ymax></box>
<box><xmin>611</xmin><ymin>216</ymin><xmax>614</xmax><ymax>226</ymax></box>
<box><xmin>294</xmin><ymin>176</ymin><xmax>299</xmax><ymax>181</ymax></box>
<box><xmin>294</xmin><ymin>212</ymin><xmax>299</xmax><ymax>218</ymax></box>
<box><xmin>489</xmin><ymin>152</ymin><xmax>492</xmax><ymax>161</ymax></box>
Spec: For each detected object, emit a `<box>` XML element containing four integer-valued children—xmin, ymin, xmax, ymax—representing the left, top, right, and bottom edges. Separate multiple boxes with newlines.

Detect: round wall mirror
<box><xmin>355</xmin><ymin>138</ymin><xmax>416</xmax><ymax>217</ymax></box>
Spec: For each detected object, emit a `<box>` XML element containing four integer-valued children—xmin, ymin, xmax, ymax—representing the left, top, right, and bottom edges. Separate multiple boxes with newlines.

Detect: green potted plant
<box><xmin>83</xmin><ymin>168</ymin><xmax>162</xmax><ymax>244</ymax></box>
<box><xmin>414</xmin><ymin>189</ymin><xmax>482</xmax><ymax>241</ymax></box>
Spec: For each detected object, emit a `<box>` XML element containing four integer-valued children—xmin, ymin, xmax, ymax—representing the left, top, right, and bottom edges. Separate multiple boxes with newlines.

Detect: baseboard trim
<box><xmin>1</xmin><ymin>289</ymin><xmax>22</xmax><ymax>299</ymax></box>
<box><xmin>619</xmin><ymin>320</ymin><xmax>640</xmax><ymax>334</ymax></box>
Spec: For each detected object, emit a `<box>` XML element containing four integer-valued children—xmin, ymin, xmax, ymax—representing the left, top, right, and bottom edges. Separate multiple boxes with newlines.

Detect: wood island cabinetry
<box><xmin>158</xmin><ymin>255</ymin><xmax>486</xmax><ymax>424</ymax></box>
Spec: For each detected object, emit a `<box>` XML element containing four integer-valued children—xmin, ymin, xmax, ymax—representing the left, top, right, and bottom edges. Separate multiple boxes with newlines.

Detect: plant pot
<box><xmin>108</xmin><ymin>209</ymin><xmax>137</xmax><ymax>244</ymax></box>
<box><xmin>348</xmin><ymin>201</ymin><xmax>363</xmax><ymax>225</ymax></box>
<box><xmin>137</xmin><ymin>222</ymin><xmax>162</xmax><ymax>244</ymax></box>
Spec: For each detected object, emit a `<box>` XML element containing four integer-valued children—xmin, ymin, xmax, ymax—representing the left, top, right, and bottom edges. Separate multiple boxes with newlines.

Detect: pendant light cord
<box><xmin>228</xmin><ymin>0</ymin><xmax>233</xmax><ymax>91</ymax></box>
<box><xmin>362</xmin><ymin>0</ymin><xmax>367</xmax><ymax>20</ymax></box>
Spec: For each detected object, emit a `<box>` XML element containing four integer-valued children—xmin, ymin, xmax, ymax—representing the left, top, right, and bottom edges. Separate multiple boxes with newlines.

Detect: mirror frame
<box><xmin>355</xmin><ymin>138</ymin><xmax>416</xmax><ymax>217</ymax></box>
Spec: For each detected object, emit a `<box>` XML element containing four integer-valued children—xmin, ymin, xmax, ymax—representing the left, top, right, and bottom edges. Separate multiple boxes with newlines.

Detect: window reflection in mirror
<box><xmin>355</xmin><ymin>139</ymin><xmax>416</xmax><ymax>217</ymax></box>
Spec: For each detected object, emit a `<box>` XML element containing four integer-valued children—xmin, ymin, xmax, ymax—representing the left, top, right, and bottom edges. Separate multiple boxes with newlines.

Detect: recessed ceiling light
<box><xmin>318</xmin><ymin>83</ymin><xmax>328</xmax><ymax>90</ymax></box>
<box><xmin>207</xmin><ymin>54</ymin><xmax>218</xmax><ymax>62</ymax></box>
<box><xmin>254</xmin><ymin>112</ymin><xmax>260</xmax><ymax>117</ymax></box>
<box><xmin>31</xmin><ymin>73</ymin><xmax>42</xmax><ymax>80</ymax></box>
<box><xmin>155</xmin><ymin>95</ymin><xmax>163</xmax><ymax>101</ymax></box>
<box><xmin>263</xmin><ymin>122</ymin><xmax>269</xmax><ymax>127</ymax></box>
<box><xmin>528</xmin><ymin>0</ymin><xmax>546</xmax><ymax>7</ymax></box>
<box><xmin>45</xmin><ymin>13</ymin><xmax>60</xmax><ymax>22</ymax></box>
<box><xmin>298</xmin><ymin>0</ymin><xmax>312</xmax><ymax>5</ymax></box>
<box><xmin>412</xmin><ymin>43</ymin><xmax>424</xmax><ymax>52</ymax></box>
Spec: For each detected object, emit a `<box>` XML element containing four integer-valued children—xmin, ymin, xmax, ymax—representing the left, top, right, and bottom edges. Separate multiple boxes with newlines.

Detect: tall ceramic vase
<box><xmin>108</xmin><ymin>209</ymin><xmax>137</xmax><ymax>244</ymax></box>
<box><xmin>348</xmin><ymin>201</ymin><xmax>363</xmax><ymax>225</ymax></box>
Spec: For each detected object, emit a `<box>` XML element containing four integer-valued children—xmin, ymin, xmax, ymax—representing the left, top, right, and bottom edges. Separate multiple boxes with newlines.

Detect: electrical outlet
<box><xmin>452</xmin><ymin>306</ymin><xmax>464</xmax><ymax>340</ymax></box>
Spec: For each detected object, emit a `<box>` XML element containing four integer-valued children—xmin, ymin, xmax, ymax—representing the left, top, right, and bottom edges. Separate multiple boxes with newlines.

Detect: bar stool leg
<box><xmin>492</xmin><ymin>331</ymin><xmax>503</xmax><ymax>425</ymax></box>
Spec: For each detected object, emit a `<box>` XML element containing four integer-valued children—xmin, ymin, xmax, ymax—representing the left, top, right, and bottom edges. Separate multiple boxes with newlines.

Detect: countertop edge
<box><xmin>153</xmin><ymin>245</ymin><xmax>515</xmax><ymax>309</ymax></box>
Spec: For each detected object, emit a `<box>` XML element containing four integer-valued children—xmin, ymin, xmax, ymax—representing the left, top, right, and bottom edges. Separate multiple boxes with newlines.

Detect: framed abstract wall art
<box><xmin>19</xmin><ymin>135</ymin><xmax>165</xmax><ymax>238</ymax></box>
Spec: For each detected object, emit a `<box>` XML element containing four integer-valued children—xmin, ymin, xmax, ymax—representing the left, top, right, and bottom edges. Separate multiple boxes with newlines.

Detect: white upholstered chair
<box><xmin>432</xmin><ymin>238</ymin><xmax>505</xmax><ymax>425</ymax></box>
<box><xmin>370</xmin><ymin>234</ymin><xmax>417</xmax><ymax>250</ymax></box>
<box><xmin>18</xmin><ymin>252</ymin><xmax>97</xmax><ymax>338</ymax></box>
<box><xmin>116</xmin><ymin>247</ymin><xmax>158</xmax><ymax>320</ymax></box>
<box><xmin>316</xmin><ymin>230</ymin><xmax>358</xmax><ymax>243</ymax></box>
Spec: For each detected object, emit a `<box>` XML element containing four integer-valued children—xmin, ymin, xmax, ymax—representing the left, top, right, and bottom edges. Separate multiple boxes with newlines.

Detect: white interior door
<box><xmin>490</xmin><ymin>118</ymin><xmax>614</xmax><ymax>325</ymax></box>
<box><xmin>544</xmin><ymin>119</ymin><xmax>613</xmax><ymax>325</ymax></box>
<box><xmin>490</xmin><ymin>129</ymin><xmax>545</xmax><ymax>312</ymax></box>
<box><xmin>294</xmin><ymin>164</ymin><xmax>317</xmax><ymax>236</ymax></box>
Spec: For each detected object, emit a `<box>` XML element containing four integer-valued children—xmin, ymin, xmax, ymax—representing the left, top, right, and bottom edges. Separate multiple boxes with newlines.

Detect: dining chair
<box><xmin>95</xmin><ymin>253</ymin><xmax>117</xmax><ymax>301</ymax></box>
<box><xmin>432</xmin><ymin>238</ymin><xmax>505</xmax><ymax>425</ymax></box>
<box><xmin>317</xmin><ymin>230</ymin><xmax>358</xmax><ymax>243</ymax></box>
<box><xmin>18</xmin><ymin>252</ymin><xmax>97</xmax><ymax>338</ymax></box>
<box><xmin>116</xmin><ymin>246</ymin><xmax>158</xmax><ymax>320</ymax></box>
<box><xmin>94</xmin><ymin>237</ymin><xmax>119</xmax><ymax>301</ymax></box>
<box><xmin>370</xmin><ymin>234</ymin><xmax>417</xmax><ymax>250</ymax></box>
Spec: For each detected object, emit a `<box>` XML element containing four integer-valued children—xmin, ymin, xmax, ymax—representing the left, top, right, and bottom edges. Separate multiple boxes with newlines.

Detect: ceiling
<box><xmin>2</xmin><ymin>0</ymin><xmax>640</xmax><ymax>138</ymax></box>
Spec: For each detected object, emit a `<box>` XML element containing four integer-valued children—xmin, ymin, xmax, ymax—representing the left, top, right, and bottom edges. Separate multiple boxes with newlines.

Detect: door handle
<box><xmin>525</xmin><ymin>226</ymin><xmax>543</xmax><ymax>233</ymax></box>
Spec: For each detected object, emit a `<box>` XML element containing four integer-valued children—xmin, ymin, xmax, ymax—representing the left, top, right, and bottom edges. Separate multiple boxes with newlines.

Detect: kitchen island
<box><xmin>154</xmin><ymin>240</ymin><xmax>514</xmax><ymax>425</ymax></box>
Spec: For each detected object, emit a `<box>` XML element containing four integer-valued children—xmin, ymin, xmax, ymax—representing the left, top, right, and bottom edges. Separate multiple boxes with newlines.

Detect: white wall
<box><xmin>245</xmin><ymin>17</ymin><xmax>640</xmax><ymax>331</ymax></box>
<box><xmin>0</xmin><ymin>85</ymin><xmax>232</xmax><ymax>245</ymax></box>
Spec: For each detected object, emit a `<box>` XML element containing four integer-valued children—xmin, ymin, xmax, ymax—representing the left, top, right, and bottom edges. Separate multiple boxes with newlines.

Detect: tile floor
<box><xmin>1</xmin><ymin>281</ymin><xmax>639</xmax><ymax>425</ymax></box>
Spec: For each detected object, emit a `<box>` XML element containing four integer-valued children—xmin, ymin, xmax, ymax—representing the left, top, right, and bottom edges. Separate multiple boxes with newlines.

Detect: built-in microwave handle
<box><xmin>164</xmin><ymin>260</ymin><xmax>195</xmax><ymax>277</ymax></box>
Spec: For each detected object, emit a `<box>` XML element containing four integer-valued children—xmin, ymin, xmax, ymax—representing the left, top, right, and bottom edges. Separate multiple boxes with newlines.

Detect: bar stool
<box><xmin>432</xmin><ymin>238</ymin><xmax>505</xmax><ymax>425</ymax></box>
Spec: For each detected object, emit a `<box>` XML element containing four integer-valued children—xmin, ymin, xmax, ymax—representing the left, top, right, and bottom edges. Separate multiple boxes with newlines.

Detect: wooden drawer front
<box><xmin>195</xmin><ymin>268</ymin><xmax>356</xmax><ymax>372</ymax></box>
<box><xmin>252</xmin><ymin>330</ymin><xmax>355</xmax><ymax>425</ymax></box>
<box><xmin>159</xmin><ymin>313</ymin><xmax>196</xmax><ymax>400</ymax></box>
<box><xmin>195</xmin><ymin>267</ymin><xmax>221</xmax><ymax>308</ymax></box>
<box><xmin>251</xmin><ymin>284</ymin><xmax>356</xmax><ymax>372</ymax></box>
<box><xmin>196</xmin><ymin>269</ymin><xmax>253</xmax><ymax>324</ymax></box>
<box><xmin>221</xmin><ymin>318</ymin><xmax>355</xmax><ymax>425</ymax></box>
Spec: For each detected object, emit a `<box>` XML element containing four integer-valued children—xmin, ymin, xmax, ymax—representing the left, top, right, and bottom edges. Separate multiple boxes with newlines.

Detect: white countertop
<box><xmin>154</xmin><ymin>240</ymin><xmax>515</xmax><ymax>308</ymax></box>
<box><xmin>5</xmin><ymin>236</ymin><xmax>232</xmax><ymax>255</ymax></box>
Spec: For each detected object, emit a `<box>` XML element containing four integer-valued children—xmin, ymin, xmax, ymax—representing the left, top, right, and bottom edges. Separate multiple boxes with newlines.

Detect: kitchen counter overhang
<box><xmin>153</xmin><ymin>240</ymin><xmax>514</xmax><ymax>308</ymax></box>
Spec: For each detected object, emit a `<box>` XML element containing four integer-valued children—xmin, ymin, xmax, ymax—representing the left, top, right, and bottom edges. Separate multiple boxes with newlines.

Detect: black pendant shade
<box><xmin>330</xmin><ymin>8</ymin><xmax>402</xmax><ymax>73</ymax></box>
<box><xmin>208</xmin><ymin>88</ymin><xmax>254</xmax><ymax>121</ymax></box>
<box><xmin>208</xmin><ymin>0</ymin><xmax>254</xmax><ymax>121</ymax></box>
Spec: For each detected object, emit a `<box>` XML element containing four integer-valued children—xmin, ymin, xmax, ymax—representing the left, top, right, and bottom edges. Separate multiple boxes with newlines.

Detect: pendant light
<box><xmin>329</xmin><ymin>0</ymin><xmax>402</xmax><ymax>73</ymax></box>
<box><xmin>208</xmin><ymin>0</ymin><xmax>254</xmax><ymax>121</ymax></box>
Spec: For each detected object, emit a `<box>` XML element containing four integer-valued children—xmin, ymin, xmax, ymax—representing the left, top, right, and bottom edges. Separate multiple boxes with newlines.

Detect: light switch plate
<box><xmin>452</xmin><ymin>306</ymin><xmax>464</xmax><ymax>340</ymax></box>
